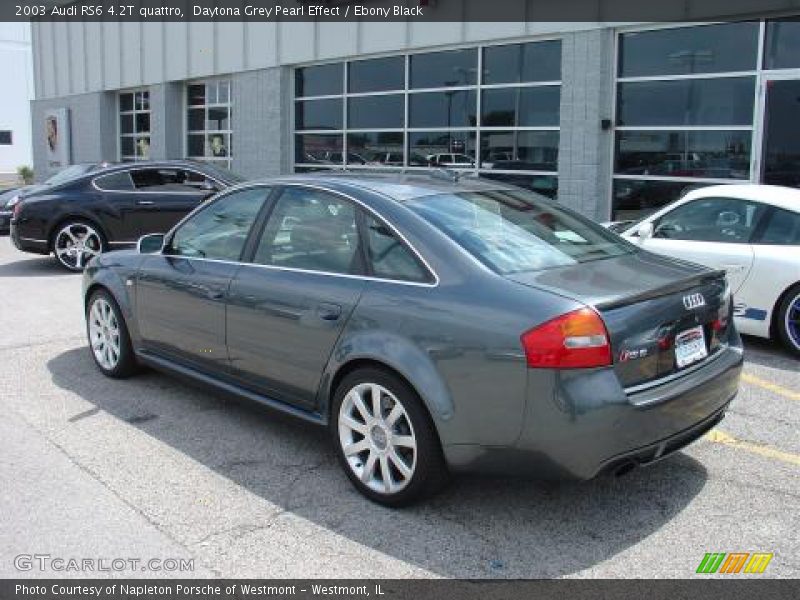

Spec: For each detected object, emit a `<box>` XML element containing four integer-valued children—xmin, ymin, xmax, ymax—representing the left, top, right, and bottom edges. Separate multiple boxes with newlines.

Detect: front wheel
<box><xmin>776</xmin><ymin>284</ymin><xmax>800</xmax><ymax>357</ymax></box>
<box><xmin>331</xmin><ymin>368</ymin><xmax>448</xmax><ymax>507</ymax></box>
<box><xmin>53</xmin><ymin>220</ymin><xmax>106</xmax><ymax>271</ymax></box>
<box><xmin>86</xmin><ymin>290</ymin><xmax>138</xmax><ymax>378</ymax></box>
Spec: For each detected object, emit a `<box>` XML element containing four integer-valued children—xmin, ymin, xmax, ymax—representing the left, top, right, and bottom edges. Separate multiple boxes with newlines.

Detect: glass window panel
<box><xmin>612</xmin><ymin>179</ymin><xmax>713</xmax><ymax>220</ymax></box>
<box><xmin>409</xmin><ymin>90</ymin><xmax>476</xmax><ymax>128</ymax></box>
<box><xmin>348</xmin><ymin>95</ymin><xmax>404</xmax><ymax>129</ymax></box>
<box><xmin>479</xmin><ymin>173</ymin><xmax>559</xmax><ymax>199</ymax></box>
<box><xmin>120</xmin><ymin>114</ymin><xmax>133</xmax><ymax>135</ymax></box>
<box><xmin>615</xmin><ymin>130</ymin><xmax>751</xmax><ymax>179</ymax></box>
<box><xmin>135</xmin><ymin>91</ymin><xmax>149</xmax><ymax>111</ymax></box>
<box><xmin>207</xmin><ymin>107</ymin><xmax>230</xmax><ymax>130</ymax></box>
<box><xmin>120</xmin><ymin>136</ymin><xmax>135</xmax><ymax>156</ymax></box>
<box><xmin>619</xmin><ymin>22</ymin><xmax>759</xmax><ymax>77</ymax></box>
<box><xmin>94</xmin><ymin>171</ymin><xmax>134</xmax><ymax>191</ymax></box>
<box><xmin>481</xmin><ymin>87</ymin><xmax>560</xmax><ymax>127</ymax></box>
<box><xmin>408</xmin><ymin>131</ymin><xmax>476</xmax><ymax>167</ymax></box>
<box><xmin>481</xmin><ymin>131</ymin><xmax>559</xmax><ymax>171</ymax></box>
<box><xmin>410</xmin><ymin>48</ymin><xmax>478</xmax><ymax>89</ymax></box>
<box><xmin>295</xmin><ymin>98</ymin><xmax>343</xmax><ymax>130</ymax></box>
<box><xmin>483</xmin><ymin>40</ymin><xmax>562</xmax><ymax>84</ymax></box>
<box><xmin>653</xmin><ymin>197</ymin><xmax>768</xmax><ymax>243</ymax></box>
<box><xmin>188</xmin><ymin>84</ymin><xmax>206</xmax><ymax>106</ymax></box>
<box><xmin>135</xmin><ymin>113</ymin><xmax>150</xmax><ymax>134</ymax></box>
<box><xmin>119</xmin><ymin>93</ymin><xmax>134</xmax><ymax>112</ymax></box>
<box><xmin>170</xmin><ymin>188</ymin><xmax>268</xmax><ymax>261</ymax></box>
<box><xmin>188</xmin><ymin>108</ymin><xmax>205</xmax><ymax>131</ymax></box>
<box><xmin>253</xmin><ymin>187</ymin><xmax>359</xmax><ymax>275</ymax></box>
<box><xmin>295</xmin><ymin>63</ymin><xmax>343</xmax><ymax>97</ymax></box>
<box><xmin>348</xmin><ymin>57</ymin><xmax>405</xmax><ymax>93</ymax></box>
<box><xmin>364</xmin><ymin>213</ymin><xmax>430</xmax><ymax>282</ymax></box>
<box><xmin>765</xmin><ymin>20</ymin><xmax>800</xmax><ymax>70</ymax></box>
<box><xmin>616</xmin><ymin>77</ymin><xmax>755</xmax><ymax>126</ymax></box>
<box><xmin>135</xmin><ymin>137</ymin><xmax>151</xmax><ymax>159</ymax></box>
<box><xmin>187</xmin><ymin>134</ymin><xmax>204</xmax><ymax>156</ymax></box>
<box><xmin>756</xmin><ymin>207</ymin><xmax>800</xmax><ymax>245</ymax></box>
<box><xmin>295</xmin><ymin>133</ymin><xmax>344</xmax><ymax>164</ymax></box>
<box><xmin>347</xmin><ymin>132</ymin><xmax>404</xmax><ymax>165</ymax></box>
<box><xmin>207</xmin><ymin>134</ymin><xmax>230</xmax><ymax>158</ymax></box>
<box><xmin>216</xmin><ymin>81</ymin><xmax>230</xmax><ymax>104</ymax></box>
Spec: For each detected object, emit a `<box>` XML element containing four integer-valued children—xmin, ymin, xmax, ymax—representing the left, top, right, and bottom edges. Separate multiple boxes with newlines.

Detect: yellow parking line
<box><xmin>705</xmin><ymin>429</ymin><xmax>800</xmax><ymax>467</ymax></box>
<box><xmin>741</xmin><ymin>373</ymin><xmax>800</xmax><ymax>402</ymax></box>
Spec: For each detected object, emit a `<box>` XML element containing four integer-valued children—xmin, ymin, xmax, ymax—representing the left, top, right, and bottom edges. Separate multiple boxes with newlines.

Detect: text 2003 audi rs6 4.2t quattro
<box><xmin>82</xmin><ymin>174</ymin><xmax>743</xmax><ymax>506</ymax></box>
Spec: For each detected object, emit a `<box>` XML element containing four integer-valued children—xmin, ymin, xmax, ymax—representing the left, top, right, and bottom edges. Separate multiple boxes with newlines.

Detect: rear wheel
<box><xmin>86</xmin><ymin>290</ymin><xmax>138</xmax><ymax>378</ymax></box>
<box><xmin>776</xmin><ymin>284</ymin><xmax>800</xmax><ymax>357</ymax></box>
<box><xmin>53</xmin><ymin>220</ymin><xmax>106</xmax><ymax>271</ymax></box>
<box><xmin>331</xmin><ymin>368</ymin><xmax>448</xmax><ymax>506</ymax></box>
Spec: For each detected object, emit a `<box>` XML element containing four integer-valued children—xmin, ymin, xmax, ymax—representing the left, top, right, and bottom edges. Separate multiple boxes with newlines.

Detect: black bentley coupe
<box><xmin>10</xmin><ymin>160</ymin><xmax>245</xmax><ymax>271</ymax></box>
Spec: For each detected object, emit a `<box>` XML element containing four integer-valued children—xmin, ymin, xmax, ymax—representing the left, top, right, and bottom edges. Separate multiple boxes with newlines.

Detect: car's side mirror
<box><xmin>137</xmin><ymin>233</ymin><xmax>165</xmax><ymax>254</ymax></box>
<box><xmin>636</xmin><ymin>221</ymin><xmax>654</xmax><ymax>241</ymax></box>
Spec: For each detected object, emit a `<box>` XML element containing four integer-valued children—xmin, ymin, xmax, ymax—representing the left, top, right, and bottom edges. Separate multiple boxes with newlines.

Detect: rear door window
<box><xmin>94</xmin><ymin>171</ymin><xmax>134</xmax><ymax>191</ymax></box>
<box><xmin>363</xmin><ymin>214</ymin><xmax>432</xmax><ymax>283</ymax></box>
<box><xmin>253</xmin><ymin>187</ymin><xmax>361</xmax><ymax>275</ymax></box>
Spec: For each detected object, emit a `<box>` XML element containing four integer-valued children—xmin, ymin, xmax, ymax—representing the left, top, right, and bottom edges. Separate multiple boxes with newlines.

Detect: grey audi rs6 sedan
<box><xmin>82</xmin><ymin>173</ymin><xmax>743</xmax><ymax>505</ymax></box>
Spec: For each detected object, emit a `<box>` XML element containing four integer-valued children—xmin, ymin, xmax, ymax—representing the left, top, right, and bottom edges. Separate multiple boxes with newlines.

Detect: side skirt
<box><xmin>135</xmin><ymin>350</ymin><xmax>327</xmax><ymax>426</ymax></box>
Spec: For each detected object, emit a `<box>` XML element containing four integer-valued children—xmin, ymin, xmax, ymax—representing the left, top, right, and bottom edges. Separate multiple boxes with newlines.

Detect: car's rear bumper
<box><xmin>10</xmin><ymin>221</ymin><xmax>49</xmax><ymax>254</ymax></box>
<box><xmin>443</xmin><ymin>334</ymin><xmax>743</xmax><ymax>479</ymax></box>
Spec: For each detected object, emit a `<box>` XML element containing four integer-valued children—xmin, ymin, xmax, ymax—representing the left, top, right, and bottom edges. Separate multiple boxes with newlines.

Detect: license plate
<box><xmin>675</xmin><ymin>325</ymin><xmax>708</xmax><ymax>369</ymax></box>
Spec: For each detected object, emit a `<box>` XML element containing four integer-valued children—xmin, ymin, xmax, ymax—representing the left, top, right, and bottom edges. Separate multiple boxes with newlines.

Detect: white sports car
<box><xmin>617</xmin><ymin>184</ymin><xmax>800</xmax><ymax>356</ymax></box>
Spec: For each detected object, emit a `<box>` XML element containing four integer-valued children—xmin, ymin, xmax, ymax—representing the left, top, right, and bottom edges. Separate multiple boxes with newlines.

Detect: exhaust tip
<box><xmin>613</xmin><ymin>461</ymin><xmax>637</xmax><ymax>477</ymax></box>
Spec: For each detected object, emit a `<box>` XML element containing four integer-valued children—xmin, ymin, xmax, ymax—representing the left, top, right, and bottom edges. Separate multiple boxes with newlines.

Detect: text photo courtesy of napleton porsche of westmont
<box><xmin>0</xmin><ymin>1</ymin><xmax>799</xmax><ymax>599</ymax></box>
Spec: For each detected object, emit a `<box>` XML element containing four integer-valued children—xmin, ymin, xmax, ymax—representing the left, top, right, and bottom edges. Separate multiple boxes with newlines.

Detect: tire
<box><xmin>86</xmin><ymin>289</ymin><xmax>139</xmax><ymax>379</ymax></box>
<box><xmin>776</xmin><ymin>284</ymin><xmax>800</xmax><ymax>357</ymax></box>
<box><xmin>331</xmin><ymin>367</ymin><xmax>449</xmax><ymax>507</ymax></box>
<box><xmin>52</xmin><ymin>219</ymin><xmax>107</xmax><ymax>272</ymax></box>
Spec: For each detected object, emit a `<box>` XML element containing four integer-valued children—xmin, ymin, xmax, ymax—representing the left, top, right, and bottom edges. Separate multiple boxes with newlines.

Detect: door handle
<box><xmin>137</xmin><ymin>200</ymin><xmax>155</xmax><ymax>206</ymax></box>
<box><xmin>316</xmin><ymin>303</ymin><xmax>342</xmax><ymax>321</ymax></box>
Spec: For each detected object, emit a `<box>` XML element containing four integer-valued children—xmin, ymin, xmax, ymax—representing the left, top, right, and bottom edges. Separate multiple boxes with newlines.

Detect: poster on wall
<box><xmin>44</xmin><ymin>108</ymin><xmax>71</xmax><ymax>168</ymax></box>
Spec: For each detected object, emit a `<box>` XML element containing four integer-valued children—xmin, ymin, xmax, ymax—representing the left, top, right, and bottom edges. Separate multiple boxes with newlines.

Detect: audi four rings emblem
<box><xmin>683</xmin><ymin>293</ymin><xmax>706</xmax><ymax>310</ymax></box>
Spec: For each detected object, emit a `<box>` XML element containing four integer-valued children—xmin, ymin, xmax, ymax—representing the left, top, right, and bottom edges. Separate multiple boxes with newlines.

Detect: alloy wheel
<box><xmin>54</xmin><ymin>222</ymin><xmax>103</xmax><ymax>270</ymax></box>
<box><xmin>338</xmin><ymin>382</ymin><xmax>417</xmax><ymax>495</ymax></box>
<box><xmin>786</xmin><ymin>292</ymin><xmax>800</xmax><ymax>351</ymax></box>
<box><xmin>88</xmin><ymin>297</ymin><xmax>121</xmax><ymax>371</ymax></box>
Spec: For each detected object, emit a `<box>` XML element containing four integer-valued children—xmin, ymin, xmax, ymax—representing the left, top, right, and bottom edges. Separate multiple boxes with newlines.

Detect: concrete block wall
<box><xmin>558</xmin><ymin>28</ymin><xmax>615</xmax><ymax>221</ymax></box>
<box><xmin>231</xmin><ymin>67</ymin><xmax>291</xmax><ymax>179</ymax></box>
<box><xmin>31</xmin><ymin>92</ymin><xmax>117</xmax><ymax>182</ymax></box>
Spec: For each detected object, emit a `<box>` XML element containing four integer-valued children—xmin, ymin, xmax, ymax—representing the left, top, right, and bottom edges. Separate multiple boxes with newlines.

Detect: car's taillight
<box><xmin>12</xmin><ymin>201</ymin><xmax>22</xmax><ymax>219</ymax></box>
<box><xmin>521</xmin><ymin>307</ymin><xmax>612</xmax><ymax>369</ymax></box>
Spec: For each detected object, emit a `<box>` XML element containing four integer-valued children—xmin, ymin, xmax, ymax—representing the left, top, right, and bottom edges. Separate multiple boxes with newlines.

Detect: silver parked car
<box><xmin>82</xmin><ymin>174</ymin><xmax>742</xmax><ymax>505</ymax></box>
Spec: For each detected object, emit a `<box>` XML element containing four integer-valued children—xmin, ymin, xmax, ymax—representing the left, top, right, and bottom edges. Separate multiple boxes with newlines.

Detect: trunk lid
<box><xmin>508</xmin><ymin>251</ymin><xmax>732</xmax><ymax>388</ymax></box>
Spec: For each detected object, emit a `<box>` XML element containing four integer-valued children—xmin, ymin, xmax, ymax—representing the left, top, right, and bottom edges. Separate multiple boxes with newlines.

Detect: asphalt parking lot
<box><xmin>0</xmin><ymin>236</ymin><xmax>798</xmax><ymax>579</ymax></box>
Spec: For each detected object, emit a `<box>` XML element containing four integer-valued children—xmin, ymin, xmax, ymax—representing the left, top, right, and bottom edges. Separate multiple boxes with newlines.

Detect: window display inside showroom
<box><xmin>293</xmin><ymin>40</ymin><xmax>562</xmax><ymax>198</ymax></box>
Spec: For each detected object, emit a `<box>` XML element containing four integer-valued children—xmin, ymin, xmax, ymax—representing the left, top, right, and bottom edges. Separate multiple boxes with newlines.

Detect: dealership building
<box><xmin>28</xmin><ymin>10</ymin><xmax>800</xmax><ymax>220</ymax></box>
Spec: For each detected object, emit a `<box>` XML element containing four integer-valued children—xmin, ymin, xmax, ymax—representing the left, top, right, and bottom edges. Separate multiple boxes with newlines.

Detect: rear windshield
<box><xmin>407</xmin><ymin>189</ymin><xmax>633</xmax><ymax>274</ymax></box>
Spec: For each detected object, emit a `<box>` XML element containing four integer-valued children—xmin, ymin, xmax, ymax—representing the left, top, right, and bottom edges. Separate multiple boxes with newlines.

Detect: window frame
<box><xmin>185</xmin><ymin>79</ymin><xmax>234</xmax><ymax>170</ymax></box>
<box><xmin>241</xmin><ymin>183</ymin><xmax>439</xmax><ymax>287</ymax></box>
<box><xmin>118</xmin><ymin>89</ymin><xmax>151</xmax><ymax>162</ymax></box>
<box><xmin>611</xmin><ymin>19</ymin><xmax>800</xmax><ymax>220</ymax></box>
<box><xmin>292</xmin><ymin>37</ymin><xmax>562</xmax><ymax>188</ymax></box>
